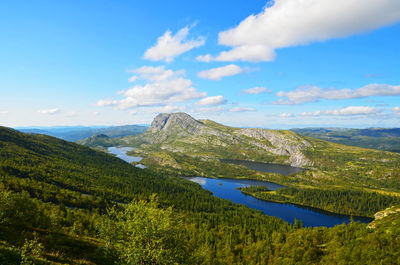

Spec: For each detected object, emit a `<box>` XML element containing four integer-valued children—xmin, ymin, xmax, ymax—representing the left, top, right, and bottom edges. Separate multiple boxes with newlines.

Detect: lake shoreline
<box><xmin>240</xmin><ymin>188</ymin><xmax>374</xmax><ymax>220</ymax></box>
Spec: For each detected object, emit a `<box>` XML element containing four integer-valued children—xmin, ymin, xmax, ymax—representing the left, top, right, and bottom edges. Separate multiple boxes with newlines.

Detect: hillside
<box><xmin>18</xmin><ymin>124</ymin><xmax>147</xmax><ymax>142</ymax></box>
<box><xmin>292</xmin><ymin>127</ymin><xmax>400</xmax><ymax>153</ymax></box>
<box><xmin>1</xmin><ymin>125</ymin><xmax>400</xmax><ymax>264</ymax></box>
<box><xmin>0</xmin><ymin>126</ymin><xmax>291</xmax><ymax>264</ymax></box>
<box><xmin>83</xmin><ymin>113</ymin><xmax>400</xmax><ymax>192</ymax></box>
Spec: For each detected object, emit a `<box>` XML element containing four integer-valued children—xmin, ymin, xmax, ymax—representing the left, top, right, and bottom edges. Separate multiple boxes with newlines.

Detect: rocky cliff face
<box><xmin>136</xmin><ymin>112</ymin><xmax>314</xmax><ymax>167</ymax></box>
<box><xmin>149</xmin><ymin>112</ymin><xmax>206</xmax><ymax>134</ymax></box>
<box><xmin>237</xmin><ymin>128</ymin><xmax>313</xmax><ymax>167</ymax></box>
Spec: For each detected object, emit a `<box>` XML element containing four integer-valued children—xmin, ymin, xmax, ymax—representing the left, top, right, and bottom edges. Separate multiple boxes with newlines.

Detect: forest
<box><xmin>240</xmin><ymin>185</ymin><xmax>400</xmax><ymax>217</ymax></box>
<box><xmin>0</xmin><ymin>126</ymin><xmax>399</xmax><ymax>264</ymax></box>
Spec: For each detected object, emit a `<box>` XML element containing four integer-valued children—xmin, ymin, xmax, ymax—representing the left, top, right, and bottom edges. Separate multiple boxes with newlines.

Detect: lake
<box><xmin>188</xmin><ymin>176</ymin><xmax>373</xmax><ymax>227</ymax></box>
<box><xmin>221</xmin><ymin>159</ymin><xmax>304</xmax><ymax>175</ymax></box>
<box><xmin>109</xmin><ymin>147</ymin><xmax>373</xmax><ymax>227</ymax></box>
<box><xmin>108</xmin><ymin>146</ymin><xmax>146</xmax><ymax>169</ymax></box>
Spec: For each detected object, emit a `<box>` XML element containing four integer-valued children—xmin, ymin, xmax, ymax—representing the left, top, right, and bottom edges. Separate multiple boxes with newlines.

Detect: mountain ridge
<box><xmin>123</xmin><ymin>112</ymin><xmax>314</xmax><ymax>167</ymax></box>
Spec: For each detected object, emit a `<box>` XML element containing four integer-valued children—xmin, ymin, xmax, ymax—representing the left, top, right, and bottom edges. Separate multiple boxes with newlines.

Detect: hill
<box><xmin>84</xmin><ymin>113</ymin><xmax>400</xmax><ymax>191</ymax></box>
<box><xmin>18</xmin><ymin>124</ymin><xmax>147</xmax><ymax>142</ymax></box>
<box><xmin>1</xmin><ymin>125</ymin><xmax>400</xmax><ymax>264</ymax></box>
<box><xmin>292</xmin><ymin>127</ymin><xmax>400</xmax><ymax>152</ymax></box>
<box><xmin>80</xmin><ymin>112</ymin><xmax>400</xmax><ymax>217</ymax></box>
<box><xmin>0</xmin><ymin>126</ymin><xmax>290</xmax><ymax>264</ymax></box>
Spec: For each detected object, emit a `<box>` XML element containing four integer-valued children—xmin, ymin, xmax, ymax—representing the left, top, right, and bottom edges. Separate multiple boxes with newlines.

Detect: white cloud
<box><xmin>274</xmin><ymin>84</ymin><xmax>400</xmax><ymax>105</ymax></box>
<box><xmin>97</xmin><ymin>66</ymin><xmax>206</xmax><ymax>109</ymax></box>
<box><xmin>92</xmin><ymin>111</ymin><xmax>100</xmax><ymax>116</ymax></box>
<box><xmin>197</xmin><ymin>64</ymin><xmax>243</xmax><ymax>80</ymax></box>
<box><xmin>300</xmin><ymin>106</ymin><xmax>382</xmax><ymax>116</ymax></box>
<box><xmin>201</xmin><ymin>0</ymin><xmax>400</xmax><ymax>62</ymax></box>
<box><xmin>140</xmin><ymin>105</ymin><xmax>187</xmax><ymax>114</ymax></box>
<box><xmin>144</xmin><ymin>25</ymin><xmax>205</xmax><ymax>62</ymax></box>
<box><xmin>241</xmin><ymin>86</ymin><xmax>271</xmax><ymax>94</ymax></box>
<box><xmin>195</xmin><ymin>95</ymin><xmax>227</xmax><ymax>106</ymax></box>
<box><xmin>393</xmin><ymin>107</ymin><xmax>400</xmax><ymax>115</ymax></box>
<box><xmin>127</xmin><ymin>66</ymin><xmax>185</xmax><ymax>82</ymax></box>
<box><xmin>196</xmin><ymin>54</ymin><xmax>213</xmax><ymax>62</ymax></box>
<box><xmin>37</xmin><ymin>108</ymin><xmax>60</xmax><ymax>115</ymax></box>
<box><xmin>0</xmin><ymin>110</ymin><xmax>8</xmax><ymax>115</ymax></box>
<box><xmin>229</xmin><ymin>107</ymin><xmax>256</xmax><ymax>112</ymax></box>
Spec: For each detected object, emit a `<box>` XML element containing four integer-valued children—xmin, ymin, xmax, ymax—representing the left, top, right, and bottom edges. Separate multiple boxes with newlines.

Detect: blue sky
<box><xmin>1</xmin><ymin>0</ymin><xmax>400</xmax><ymax>128</ymax></box>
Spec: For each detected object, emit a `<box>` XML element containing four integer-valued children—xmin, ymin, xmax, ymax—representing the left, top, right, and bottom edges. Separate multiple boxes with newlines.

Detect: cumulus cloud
<box><xmin>196</xmin><ymin>54</ymin><xmax>213</xmax><ymax>62</ymax></box>
<box><xmin>97</xmin><ymin>66</ymin><xmax>206</xmax><ymax>109</ymax></box>
<box><xmin>197</xmin><ymin>64</ymin><xmax>243</xmax><ymax>80</ymax></box>
<box><xmin>274</xmin><ymin>84</ymin><xmax>400</xmax><ymax>105</ymax></box>
<box><xmin>300</xmin><ymin>106</ymin><xmax>382</xmax><ymax>116</ymax></box>
<box><xmin>241</xmin><ymin>86</ymin><xmax>271</xmax><ymax>94</ymax></box>
<box><xmin>144</xmin><ymin>25</ymin><xmax>205</xmax><ymax>62</ymax></box>
<box><xmin>37</xmin><ymin>108</ymin><xmax>60</xmax><ymax>115</ymax></box>
<box><xmin>195</xmin><ymin>95</ymin><xmax>226</xmax><ymax>106</ymax></box>
<box><xmin>200</xmin><ymin>0</ymin><xmax>400</xmax><ymax>62</ymax></box>
<box><xmin>229</xmin><ymin>107</ymin><xmax>256</xmax><ymax>112</ymax></box>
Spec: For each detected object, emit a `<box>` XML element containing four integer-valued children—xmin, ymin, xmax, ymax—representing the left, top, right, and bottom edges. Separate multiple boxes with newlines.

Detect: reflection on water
<box><xmin>188</xmin><ymin>176</ymin><xmax>372</xmax><ymax>227</ymax></box>
<box><xmin>221</xmin><ymin>159</ymin><xmax>304</xmax><ymax>175</ymax></box>
<box><xmin>108</xmin><ymin>146</ymin><xmax>146</xmax><ymax>169</ymax></box>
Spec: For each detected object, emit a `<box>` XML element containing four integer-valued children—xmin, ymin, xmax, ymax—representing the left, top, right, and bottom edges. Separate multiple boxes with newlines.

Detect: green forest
<box><xmin>1</xmin><ymin>126</ymin><xmax>400</xmax><ymax>264</ymax></box>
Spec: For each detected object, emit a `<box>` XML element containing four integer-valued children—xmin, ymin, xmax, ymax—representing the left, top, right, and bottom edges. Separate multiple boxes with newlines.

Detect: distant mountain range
<box><xmin>291</xmin><ymin>127</ymin><xmax>400</xmax><ymax>152</ymax></box>
<box><xmin>17</xmin><ymin>124</ymin><xmax>148</xmax><ymax>142</ymax></box>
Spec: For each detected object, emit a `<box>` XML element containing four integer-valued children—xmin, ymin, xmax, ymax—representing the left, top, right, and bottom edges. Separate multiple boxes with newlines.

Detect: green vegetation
<box><xmin>20</xmin><ymin>124</ymin><xmax>148</xmax><ymax>142</ymax></box>
<box><xmin>241</xmin><ymin>186</ymin><xmax>400</xmax><ymax>217</ymax></box>
<box><xmin>81</xmin><ymin>113</ymin><xmax>400</xmax><ymax>217</ymax></box>
<box><xmin>292</xmin><ymin>127</ymin><xmax>400</xmax><ymax>153</ymax></box>
<box><xmin>1</xmin><ymin>124</ymin><xmax>400</xmax><ymax>264</ymax></box>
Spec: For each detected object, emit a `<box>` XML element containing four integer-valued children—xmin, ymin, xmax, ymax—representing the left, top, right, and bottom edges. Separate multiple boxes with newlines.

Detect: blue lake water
<box><xmin>109</xmin><ymin>148</ymin><xmax>373</xmax><ymax>227</ymax></box>
<box><xmin>188</xmin><ymin>176</ymin><xmax>373</xmax><ymax>227</ymax></box>
<box><xmin>108</xmin><ymin>146</ymin><xmax>146</xmax><ymax>169</ymax></box>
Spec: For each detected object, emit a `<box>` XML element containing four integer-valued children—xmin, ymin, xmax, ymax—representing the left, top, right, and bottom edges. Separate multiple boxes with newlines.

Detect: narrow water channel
<box><xmin>188</xmin><ymin>176</ymin><xmax>372</xmax><ymax>227</ymax></box>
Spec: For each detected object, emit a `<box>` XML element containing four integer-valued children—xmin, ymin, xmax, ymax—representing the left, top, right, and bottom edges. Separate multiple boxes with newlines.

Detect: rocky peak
<box><xmin>149</xmin><ymin>112</ymin><xmax>206</xmax><ymax>134</ymax></box>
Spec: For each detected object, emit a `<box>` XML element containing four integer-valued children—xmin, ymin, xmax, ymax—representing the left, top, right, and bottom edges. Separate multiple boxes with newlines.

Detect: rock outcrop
<box><xmin>133</xmin><ymin>112</ymin><xmax>315</xmax><ymax>167</ymax></box>
<box><xmin>237</xmin><ymin>128</ymin><xmax>313</xmax><ymax>167</ymax></box>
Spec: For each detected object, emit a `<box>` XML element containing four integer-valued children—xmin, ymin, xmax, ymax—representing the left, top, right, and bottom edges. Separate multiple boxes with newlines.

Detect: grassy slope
<box><xmin>123</xmin><ymin>120</ymin><xmax>400</xmax><ymax>191</ymax></box>
<box><xmin>1</xmin><ymin>126</ymin><xmax>400</xmax><ymax>264</ymax></box>
<box><xmin>80</xmin><ymin>116</ymin><xmax>400</xmax><ymax>216</ymax></box>
<box><xmin>0</xmin><ymin>126</ymin><xmax>291</xmax><ymax>264</ymax></box>
<box><xmin>292</xmin><ymin>127</ymin><xmax>400</xmax><ymax>153</ymax></box>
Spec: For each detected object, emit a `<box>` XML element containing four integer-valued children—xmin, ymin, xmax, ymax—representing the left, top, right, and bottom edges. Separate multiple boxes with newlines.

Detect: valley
<box><xmin>1</xmin><ymin>113</ymin><xmax>400</xmax><ymax>264</ymax></box>
<box><xmin>83</xmin><ymin>112</ymin><xmax>400</xmax><ymax>217</ymax></box>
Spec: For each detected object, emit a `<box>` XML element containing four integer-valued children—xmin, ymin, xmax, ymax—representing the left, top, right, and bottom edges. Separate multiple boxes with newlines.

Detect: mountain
<box><xmin>18</xmin><ymin>124</ymin><xmax>147</xmax><ymax>142</ymax></box>
<box><xmin>82</xmin><ymin>112</ymin><xmax>400</xmax><ymax>195</ymax></box>
<box><xmin>121</xmin><ymin>112</ymin><xmax>313</xmax><ymax>167</ymax></box>
<box><xmin>292</xmin><ymin>127</ymin><xmax>400</xmax><ymax>152</ymax></box>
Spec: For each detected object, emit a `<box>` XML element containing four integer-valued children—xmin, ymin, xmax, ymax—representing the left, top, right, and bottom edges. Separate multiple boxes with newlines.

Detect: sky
<box><xmin>1</xmin><ymin>0</ymin><xmax>400</xmax><ymax>129</ymax></box>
